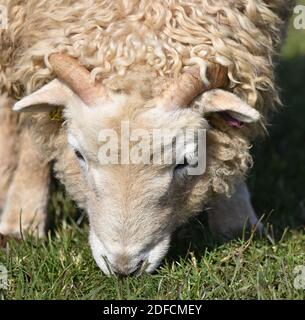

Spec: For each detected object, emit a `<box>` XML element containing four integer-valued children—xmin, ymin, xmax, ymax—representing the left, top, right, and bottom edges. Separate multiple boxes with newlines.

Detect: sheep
<box><xmin>0</xmin><ymin>0</ymin><xmax>295</xmax><ymax>276</ymax></box>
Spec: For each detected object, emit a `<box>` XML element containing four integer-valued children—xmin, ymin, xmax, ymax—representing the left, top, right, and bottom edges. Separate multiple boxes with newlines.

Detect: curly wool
<box><xmin>0</xmin><ymin>0</ymin><xmax>294</xmax><ymax>203</ymax></box>
<box><xmin>1</xmin><ymin>1</ymin><xmax>295</xmax><ymax>119</ymax></box>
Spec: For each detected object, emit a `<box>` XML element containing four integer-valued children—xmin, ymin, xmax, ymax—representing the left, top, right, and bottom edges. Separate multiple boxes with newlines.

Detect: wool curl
<box><xmin>0</xmin><ymin>0</ymin><xmax>295</xmax><ymax>203</ymax></box>
<box><xmin>1</xmin><ymin>1</ymin><xmax>295</xmax><ymax>118</ymax></box>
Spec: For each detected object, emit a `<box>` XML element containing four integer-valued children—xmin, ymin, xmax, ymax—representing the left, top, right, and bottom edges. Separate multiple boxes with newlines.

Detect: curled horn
<box><xmin>49</xmin><ymin>53</ymin><xmax>105</xmax><ymax>106</ymax></box>
<box><xmin>161</xmin><ymin>63</ymin><xmax>229</xmax><ymax>109</ymax></box>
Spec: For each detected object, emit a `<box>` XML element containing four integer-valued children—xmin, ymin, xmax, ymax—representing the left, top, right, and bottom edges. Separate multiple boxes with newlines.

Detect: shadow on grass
<box><xmin>249</xmin><ymin>55</ymin><xmax>305</xmax><ymax>234</ymax></box>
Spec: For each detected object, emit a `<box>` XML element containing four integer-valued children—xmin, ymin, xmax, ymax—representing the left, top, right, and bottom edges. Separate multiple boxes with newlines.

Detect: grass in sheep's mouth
<box><xmin>1</xmin><ymin>6</ymin><xmax>305</xmax><ymax>300</ymax></box>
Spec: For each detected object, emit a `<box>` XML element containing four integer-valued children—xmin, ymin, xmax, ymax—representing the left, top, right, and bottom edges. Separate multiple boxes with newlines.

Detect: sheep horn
<box><xmin>162</xmin><ymin>63</ymin><xmax>229</xmax><ymax>109</ymax></box>
<box><xmin>49</xmin><ymin>53</ymin><xmax>105</xmax><ymax>106</ymax></box>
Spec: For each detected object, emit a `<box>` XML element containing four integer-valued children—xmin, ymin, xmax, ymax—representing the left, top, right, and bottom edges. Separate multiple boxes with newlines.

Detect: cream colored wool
<box><xmin>0</xmin><ymin>0</ymin><xmax>294</xmax><ymax>118</ymax></box>
<box><xmin>0</xmin><ymin>0</ymin><xmax>295</xmax><ymax>203</ymax></box>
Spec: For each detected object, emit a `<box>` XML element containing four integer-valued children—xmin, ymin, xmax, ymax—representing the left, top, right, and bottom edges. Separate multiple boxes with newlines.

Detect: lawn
<box><xmin>1</xmin><ymin>4</ymin><xmax>305</xmax><ymax>300</ymax></box>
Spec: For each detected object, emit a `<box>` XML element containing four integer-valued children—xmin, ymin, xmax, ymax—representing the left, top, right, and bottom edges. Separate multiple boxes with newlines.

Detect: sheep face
<box><xmin>14</xmin><ymin>66</ymin><xmax>259</xmax><ymax>276</ymax></box>
<box><xmin>64</xmin><ymin>90</ymin><xmax>210</xmax><ymax>275</ymax></box>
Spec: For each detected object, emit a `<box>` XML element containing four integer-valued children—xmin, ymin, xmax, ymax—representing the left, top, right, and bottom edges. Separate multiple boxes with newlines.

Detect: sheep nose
<box><xmin>112</xmin><ymin>259</ymin><xmax>144</xmax><ymax>278</ymax></box>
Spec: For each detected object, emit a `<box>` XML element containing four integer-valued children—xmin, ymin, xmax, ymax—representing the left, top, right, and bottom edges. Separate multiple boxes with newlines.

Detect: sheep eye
<box><xmin>74</xmin><ymin>149</ymin><xmax>85</xmax><ymax>162</ymax></box>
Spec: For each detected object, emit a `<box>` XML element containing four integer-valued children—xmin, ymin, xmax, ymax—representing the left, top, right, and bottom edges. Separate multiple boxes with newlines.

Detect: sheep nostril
<box><xmin>130</xmin><ymin>259</ymin><xmax>147</xmax><ymax>277</ymax></box>
<box><xmin>114</xmin><ymin>260</ymin><xmax>145</xmax><ymax>278</ymax></box>
<box><xmin>129</xmin><ymin>265</ymin><xmax>141</xmax><ymax>277</ymax></box>
<box><xmin>115</xmin><ymin>272</ymin><xmax>128</xmax><ymax>279</ymax></box>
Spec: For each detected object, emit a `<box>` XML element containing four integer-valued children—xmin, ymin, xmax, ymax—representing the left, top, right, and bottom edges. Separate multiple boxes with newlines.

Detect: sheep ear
<box><xmin>200</xmin><ymin>89</ymin><xmax>260</xmax><ymax>126</ymax></box>
<box><xmin>13</xmin><ymin>79</ymin><xmax>74</xmax><ymax>113</ymax></box>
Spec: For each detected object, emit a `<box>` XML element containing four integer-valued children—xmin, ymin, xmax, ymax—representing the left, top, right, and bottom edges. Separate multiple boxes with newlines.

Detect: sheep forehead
<box><xmin>67</xmin><ymin>67</ymin><xmax>206</xmax><ymax>140</ymax></box>
<box><xmin>68</xmin><ymin>92</ymin><xmax>206</xmax><ymax>157</ymax></box>
<box><xmin>91</xmin><ymin>164</ymin><xmax>171</xmax><ymax>201</ymax></box>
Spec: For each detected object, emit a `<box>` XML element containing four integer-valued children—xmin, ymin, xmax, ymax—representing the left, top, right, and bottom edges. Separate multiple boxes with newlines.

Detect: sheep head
<box><xmin>14</xmin><ymin>54</ymin><xmax>260</xmax><ymax>276</ymax></box>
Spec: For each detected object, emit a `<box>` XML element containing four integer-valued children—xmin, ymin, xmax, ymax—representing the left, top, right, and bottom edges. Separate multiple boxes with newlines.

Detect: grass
<box><xmin>1</xmin><ymin>4</ymin><xmax>305</xmax><ymax>300</ymax></box>
<box><xmin>1</xmin><ymin>225</ymin><xmax>305</xmax><ymax>299</ymax></box>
